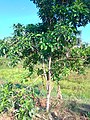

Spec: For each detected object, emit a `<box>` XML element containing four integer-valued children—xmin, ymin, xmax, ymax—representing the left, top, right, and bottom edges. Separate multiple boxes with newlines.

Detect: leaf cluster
<box><xmin>0</xmin><ymin>82</ymin><xmax>39</xmax><ymax>120</ymax></box>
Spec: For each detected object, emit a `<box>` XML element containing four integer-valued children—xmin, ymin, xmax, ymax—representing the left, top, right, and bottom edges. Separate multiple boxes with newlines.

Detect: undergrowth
<box><xmin>0</xmin><ymin>82</ymin><xmax>40</xmax><ymax>120</ymax></box>
<box><xmin>0</xmin><ymin>58</ymin><xmax>90</xmax><ymax>119</ymax></box>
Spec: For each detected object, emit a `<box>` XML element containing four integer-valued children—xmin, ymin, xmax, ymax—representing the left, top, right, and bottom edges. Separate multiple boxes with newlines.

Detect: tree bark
<box><xmin>57</xmin><ymin>84</ymin><xmax>62</xmax><ymax>100</ymax></box>
<box><xmin>46</xmin><ymin>56</ymin><xmax>51</xmax><ymax>112</ymax></box>
<box><xmin>42</xmin><ymin>59</ymin><xmax>47</xmax><ymax>81</ymax></box>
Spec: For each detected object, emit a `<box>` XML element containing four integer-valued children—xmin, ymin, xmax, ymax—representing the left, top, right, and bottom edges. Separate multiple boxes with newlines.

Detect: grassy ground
<box><xmin>60</xmin><ymin>71</ymin><xmax>90</xmax><ymax>102</ymax></box>
<box><xmin>0</xmin><ymin>58</ymin><xmax>90</xmax><ymax>119</ymax></box>
<box><xmin>0</xmin><ymin>57</ymin><xmax>90</xmax><ymax>101</ymax></box>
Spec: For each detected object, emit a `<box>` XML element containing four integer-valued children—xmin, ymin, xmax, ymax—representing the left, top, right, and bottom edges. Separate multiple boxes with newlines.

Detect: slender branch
<box><xmin>46</xmin><ymin>56</ymin><xmax>51</xmax><ymax>112</ymax></box>
<box><xmin>53</xmin><ymin>57</ymin><xmax>87</xmax><ymax>62</ymax></box>
<box><xmin>48</xmin><ymin>57</ymin><xmax>51</xmax><ymax>81</ymax></box>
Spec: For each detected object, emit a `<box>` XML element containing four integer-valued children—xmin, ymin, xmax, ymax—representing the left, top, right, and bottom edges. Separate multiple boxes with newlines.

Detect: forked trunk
<box><xmin>57</xmin><ymin>84</ymin><xmax>62</xmax><ymax>100</ymax></box>
<box><xmin>46</xmin><ymin>56</ymin><xmax>51</xmax><ymax>112</ymax></box>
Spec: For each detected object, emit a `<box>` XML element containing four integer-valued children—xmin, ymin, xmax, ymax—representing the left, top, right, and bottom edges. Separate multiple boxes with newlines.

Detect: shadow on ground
<box><xmin>68</xmin><ymin>100</ymin><xmax>90</xmax><ymax>118</ymax></box>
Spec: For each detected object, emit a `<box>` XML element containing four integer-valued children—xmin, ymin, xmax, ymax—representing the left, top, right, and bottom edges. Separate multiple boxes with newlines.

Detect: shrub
<box><xmin>0</xmin><ymin>82</ymin><xmax>39</xmax><ymax>120</ymax></box>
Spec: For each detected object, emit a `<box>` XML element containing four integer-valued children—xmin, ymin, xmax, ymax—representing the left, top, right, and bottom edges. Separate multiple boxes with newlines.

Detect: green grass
<box><xmin>0</xmin><ymin>57</ymin><xmax>90</xmax><ymax>103</ymax></box>
<box><xmin>0</xmin><ymin>67</ymin><xmax>27</xmax><ymax>83</ymax></box>
<box><xmin>59</xmin><ymin>70</ymin><xmax>90</xmax><ymax>104</ymax></box>
<box><xmin>0</xmin><ymin>58</ymin><xmax>44</xmax><ymax>86</ymax></box>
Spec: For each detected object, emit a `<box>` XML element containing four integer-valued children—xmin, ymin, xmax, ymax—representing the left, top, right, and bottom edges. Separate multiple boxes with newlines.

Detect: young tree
<box><xmin>30</xmin><ymin>0</ymin><xmax>90</xmax><ymax>111</ymax></box>
<box><xmin>8</xmin><ymin>0</ymin><xmax>90</xmax><ymax>112</ymax></box>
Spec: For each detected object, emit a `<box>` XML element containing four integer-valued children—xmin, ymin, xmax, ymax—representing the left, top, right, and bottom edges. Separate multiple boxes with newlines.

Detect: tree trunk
<box><xmin>42</xmin><ymin>59</ymin><xmax>47</xmax><ymax>81</ymax></box>
<box><xmin>57</xmin><ymin>84</ymin><xmax>62</xmax><ymax>100</ymax></box>
<box><xmin>46</xmin><ymin>56</ymin><xmax>51</xmax><ymax>112</ymax></box>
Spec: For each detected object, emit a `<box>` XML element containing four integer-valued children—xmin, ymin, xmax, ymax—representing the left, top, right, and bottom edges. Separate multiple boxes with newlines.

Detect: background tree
<box><xmin>82</xmin><ymin>43</ymin><xmax>90</xmax><ymax>65</ymax></box>
<box><xmin>0</xmin><ymin>38</ymin><xmax>11</xmax><ymax>58</ymax></box>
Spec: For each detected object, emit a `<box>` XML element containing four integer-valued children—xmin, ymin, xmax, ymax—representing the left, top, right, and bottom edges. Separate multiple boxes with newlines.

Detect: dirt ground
<box><xmin>33</xmin><ymin>98</ymin><xmax>90</xmax><ymax>120</ymax></box>
<box><xmin>0</xmin><ymin>98</ymin><xmax>90</xmax><ymax>120</ymax></box>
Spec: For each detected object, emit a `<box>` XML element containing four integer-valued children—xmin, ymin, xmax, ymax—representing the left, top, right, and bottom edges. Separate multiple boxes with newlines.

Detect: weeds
<box><xmin>0</xmin><ymin>82</ymin><xmax>40</xmax><ymax>120</ymax></box>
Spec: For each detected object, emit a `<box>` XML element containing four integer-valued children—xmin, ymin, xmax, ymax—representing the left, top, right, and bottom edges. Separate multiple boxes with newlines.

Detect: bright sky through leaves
<box><xmin>0</xmin><ymin>0</ymin><xmax>90</xmax><ymax>43</ymax></box>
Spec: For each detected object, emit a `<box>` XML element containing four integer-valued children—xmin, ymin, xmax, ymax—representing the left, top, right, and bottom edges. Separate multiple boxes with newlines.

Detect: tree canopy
<box><xmin>30</xmin><ymin>0</ymin><xmax>90</xmax><ymax>30</ymax></box>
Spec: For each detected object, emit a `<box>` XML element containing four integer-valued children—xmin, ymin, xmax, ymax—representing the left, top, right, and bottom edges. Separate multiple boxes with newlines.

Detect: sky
<box><xmin>0</xmin><ymin>0</ymin><xmax>90</xmax><ymax>43</ymax></box>
<box><xmin>0</xmin><ymin>0</ymin><xmax>41</xmax><ymax>38</ymax></box>
<box><xmin>78</xmin><ymin>24</ymin><xmax>90</xmax><ymax>44</ymax></box>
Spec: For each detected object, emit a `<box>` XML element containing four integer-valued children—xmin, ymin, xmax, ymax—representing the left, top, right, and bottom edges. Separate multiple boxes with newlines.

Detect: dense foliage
<box><xmin>31</xmin><ymin>0</ymin><xmax>90</xmax><ymax>30</ymax></box>
<box><xmin>0</xmin><ymin>82</ymin><xmax>39</xmax><ymax>120</ymax></box>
